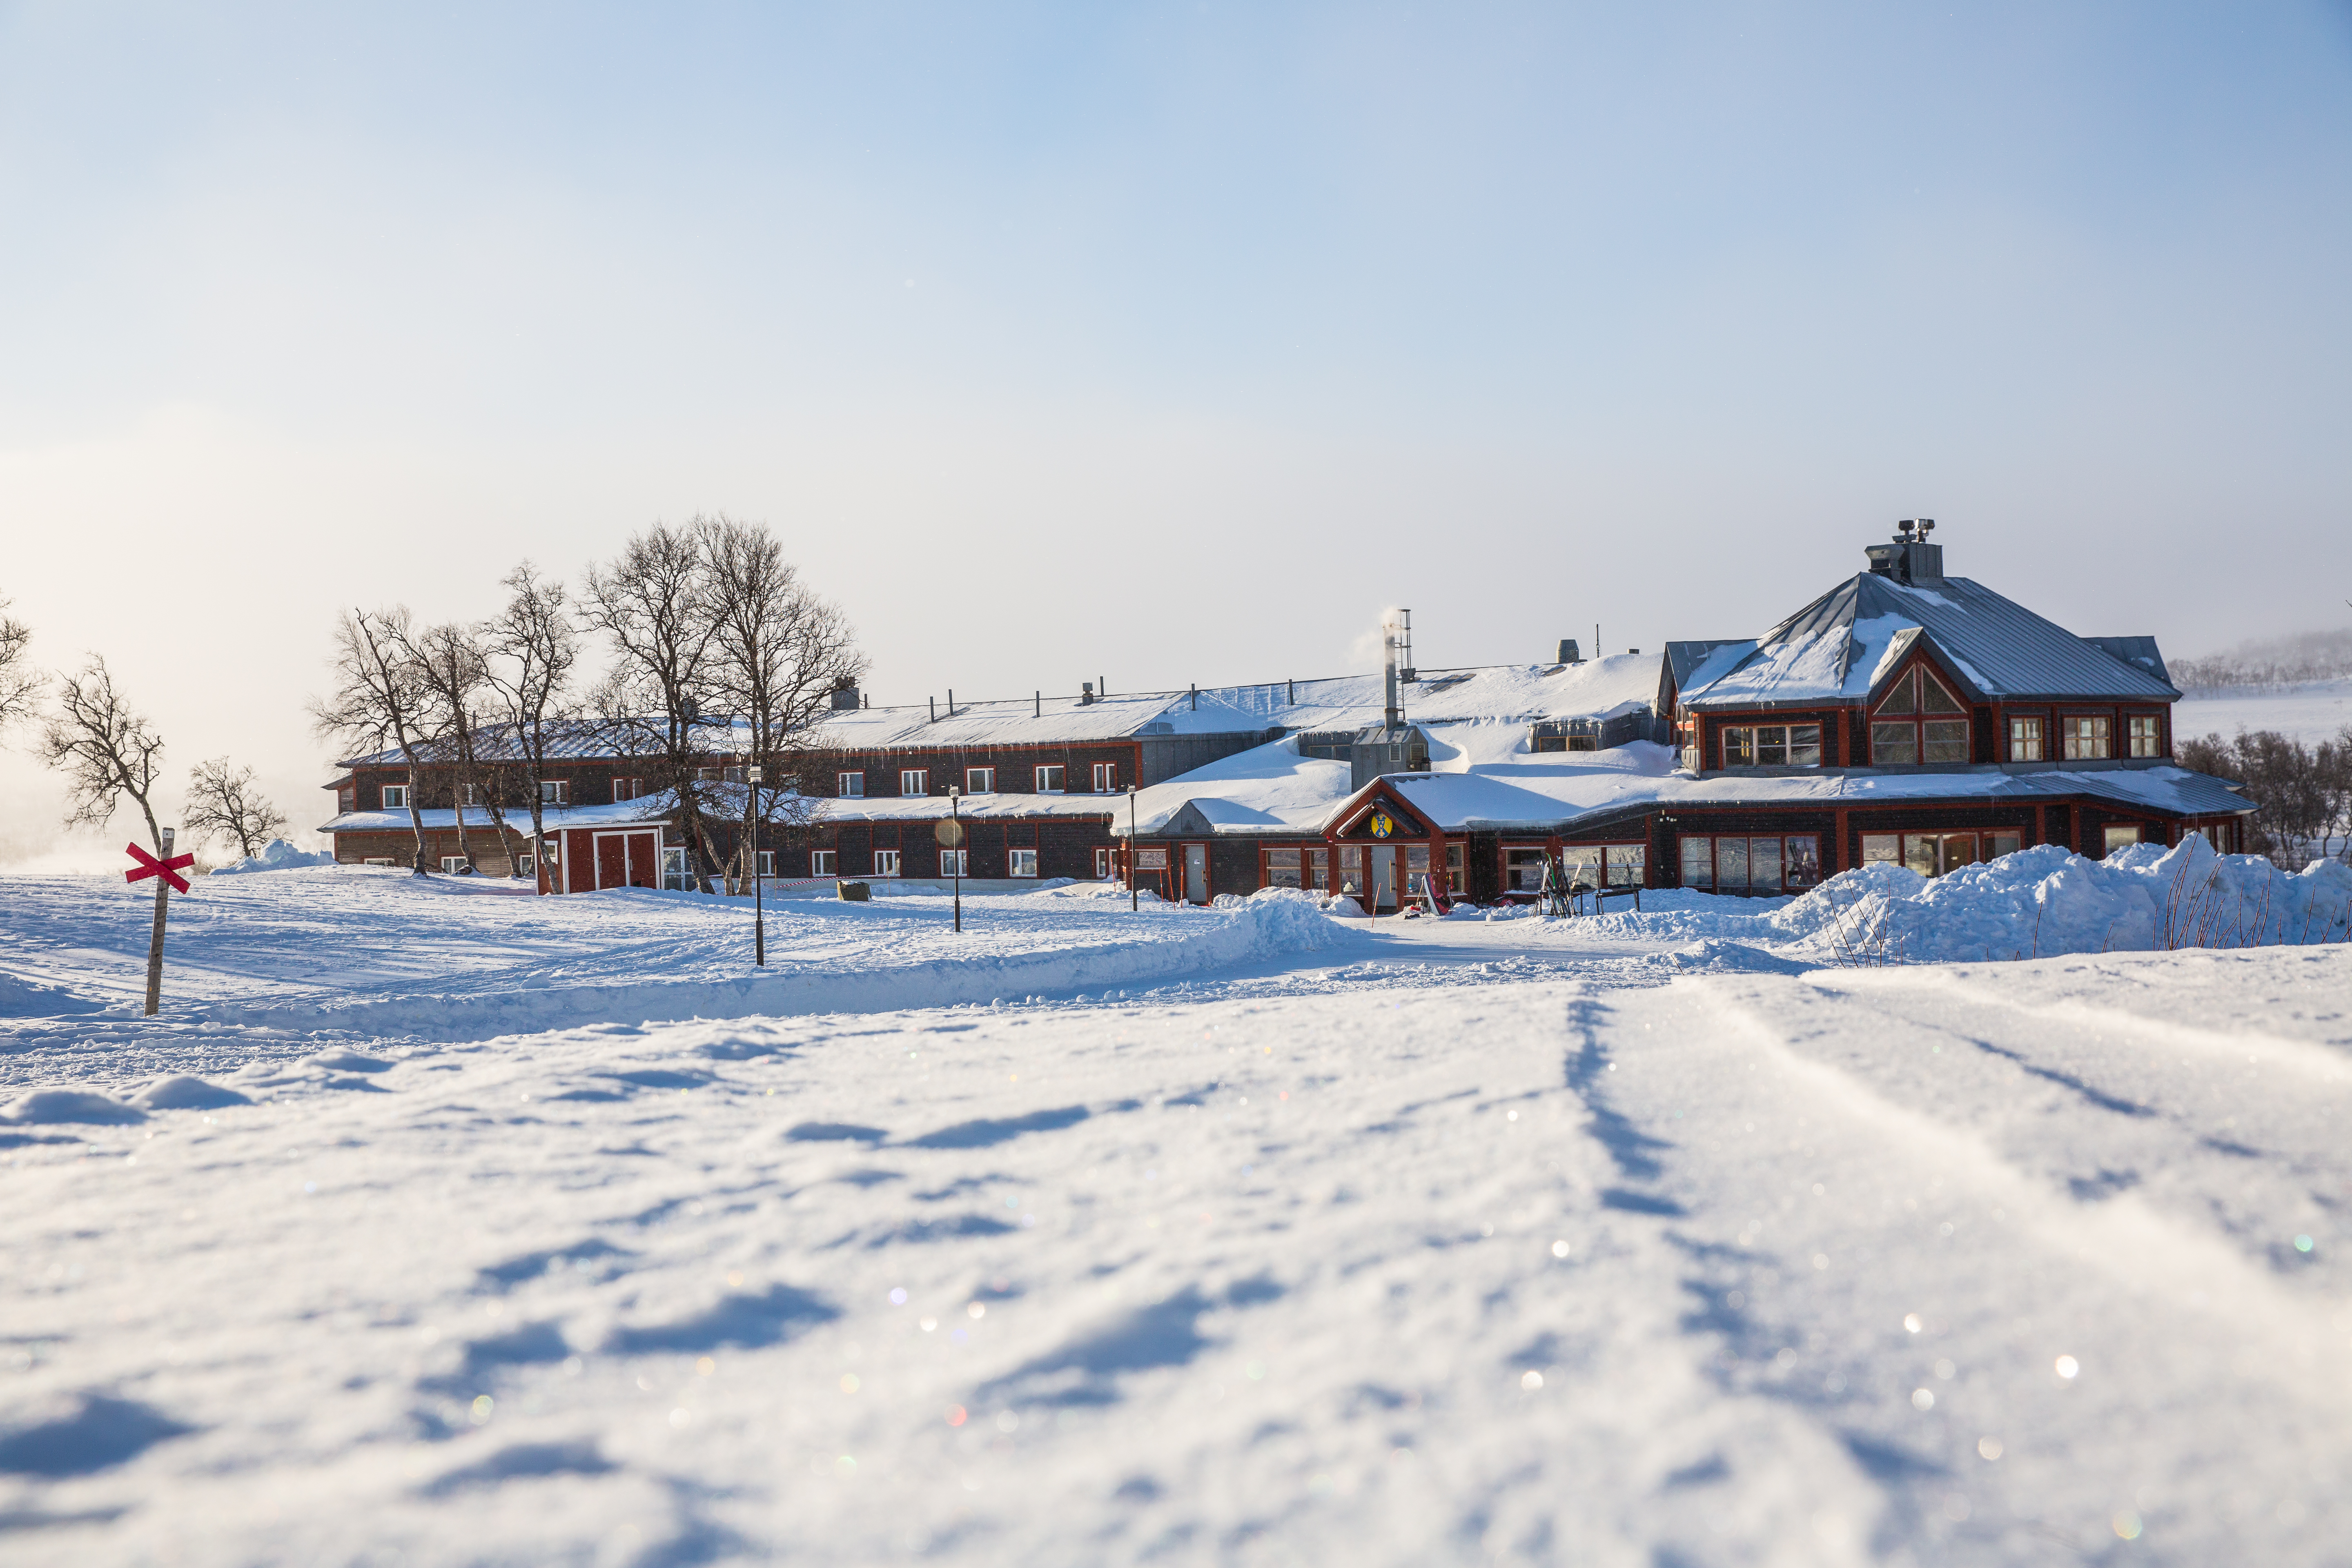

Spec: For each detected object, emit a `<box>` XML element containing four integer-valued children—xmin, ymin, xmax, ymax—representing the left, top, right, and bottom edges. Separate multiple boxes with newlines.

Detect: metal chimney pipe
<box><xmin>1383</xmin><ymin>623</ymin><xmax>1401</xmax><ymax>728</ymax></box>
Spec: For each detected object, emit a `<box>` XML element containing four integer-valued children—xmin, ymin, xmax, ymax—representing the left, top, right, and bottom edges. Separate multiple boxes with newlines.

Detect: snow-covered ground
<box><xmin>4</xmin><ymin>866</ymin><xmax>2350</xmax><ymax>1565</ymax></box>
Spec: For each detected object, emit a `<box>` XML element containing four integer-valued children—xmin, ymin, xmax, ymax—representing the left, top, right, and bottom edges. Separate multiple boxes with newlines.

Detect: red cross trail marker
<box><xmin>125</xmin><ymin>829</ymin><xmax>194</xmax><ymax>1016</ymax></box>
<box><xmin>125</xmin><ymin>840</ymin><xmax>194</xmax><ymax>894</ymax></box>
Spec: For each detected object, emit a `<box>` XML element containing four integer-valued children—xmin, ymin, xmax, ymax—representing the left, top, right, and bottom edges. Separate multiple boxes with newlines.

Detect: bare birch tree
<box><xmin>185</xmin><ymin>759</ymin><xmax>289</xmax><ymax>860</ymax></box>
<box><xmin>0</xmin><ymin>596</ymin><xmax>37</xmax><ymax>735</ymax></box>
<box><xmin>399</xmin><ymin>619</ymin><xmax>520</xmax><ymax>873</ymax></box>
<box><xmin>310</xmin><ymin>608</ymin><xmax>436</xmax><ymax>873</ymax></box>
<box><xmin>39</xmin><ymin>657</ymin><xmax>168</xmax><ymax>851</ymax></box>
<box><xmin>699</xmin><ymin>516</ymin><xmax>866</xmax><ymax>873</ymax></box>
<box><xmin>583</xmin><ymin>523</ymin><xmax>728</xmax><ymax>892</ymax></box>
<box><xmin>480</xmin><ymin>562</ymin><xmax>581</xmax><ymax>886</ymax></box>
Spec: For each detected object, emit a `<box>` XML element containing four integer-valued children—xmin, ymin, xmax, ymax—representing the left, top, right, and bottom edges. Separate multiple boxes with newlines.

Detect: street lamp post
<box><xmin>1128</xmin><ymin>786</ymin><xmax>1138</xmax><ymax>912</ymax></box>
<box><xmin>748</xmin><ymin>764</ymin><xmax>765</xmax><ymax>967</ymax></box>
<box><xmin>949</xmin><ymin>787</ymin><xmax>962</xmax><ymax>933</ymax></box>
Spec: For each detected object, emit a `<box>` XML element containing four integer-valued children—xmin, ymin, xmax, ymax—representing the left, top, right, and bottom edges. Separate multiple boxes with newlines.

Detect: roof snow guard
<box><xmin>1678</xmin><ymin>526</ymin><xmax>2180</xmax><ymax>710</ymax></box>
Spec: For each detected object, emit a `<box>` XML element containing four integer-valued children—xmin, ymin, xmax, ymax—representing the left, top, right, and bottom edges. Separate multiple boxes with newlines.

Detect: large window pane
<box><xmin>1748</xmin><ymin>837</ymin><xmax>1783</xmax><ymax>889</ymax></box>
<box><xmin>1722</xmin><ymin>727</ymin><xmax>1755</xmax><ymax>767</ymax></box>
<box><xmin>1756</xmin><ymin>726</ymin><xmax>1788</xmax><ymax>766</ymax></box>
<box><xmin>1717</xmin><ymin>836</ymin><xmax>1750</xmax><ymax>889</ymax></box>
<box><xmin>1878</xmin><ymin>673</ymin><xmax>1917</xmax><ymax>715</ymax></box>
<box><xmin>1940</xmin><ymin>834</ymin><xmax>1980</xmax><ymax>873</ymax></box>
<box><xmin>1785</xmin><ymin>835</ymin><xmax>1821</xmax><ymax>886</ymax></box>
<box><xmin>1605</xmin><ymin>846</ymin><xmax>1645</xmax><ymax>886</ymax></box>
<box><xmin>1921</xmin><ymin>676</ymin><xmax>1965</xmax><ymax>714</ymax></box>
<box><xmin>1680</xmin><ymin>837</ymin><xmax>1713</xmax><ymax>889</ymax></box>
<box><xmin>1902</xmin><ymin>835</ymin><xmax>1938</xmax><ymax>877</ymax></box>
<box><xmin>1503</xmin><ymin>847</ymin><xmax>1545</xmax><ymax>892</ymax></box>
<box><xmin>1922</xmin><ymin>720</ymin><xmax>1970</xmax><ymax>763</ymax></box>
<box><xmin>1872</xmin><ymin>723</ymin><xmax>1919</xmax><ymax>764</ymax></box>
<box><xmin>1861</xmin><ymin>834</ymin><xmax>1899</xmax><ymax>866</ymax></box>
<box><xmin>1265</xmin><ymin>848</ymin><xmax>1302</xmax><ymax>888</ymax></box>
<box><xmin>1788</xmin><ymin>725</ymin><xmax>1822</xmax><ymax>767</ymax></box>
<box><xmin>1986</xmin><ymin>831</ymin><xmax>2021</xmax><ymax>859</ymax></box>
<box><xmin>1560</xmin><ymin>846</ymin><xmax>1603</xmax><ymax>889</ymax></box>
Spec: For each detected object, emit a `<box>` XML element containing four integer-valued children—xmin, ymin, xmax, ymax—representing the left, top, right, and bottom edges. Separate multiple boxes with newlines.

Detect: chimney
<box><xmin>1868</xmin><ymin>519</ymin><xmax>1944</xmax><ymax>586</ymax></box>
<box><xmin>1080</xmin><ymin>682</ymin><xmax>1094</xmax><ymax>706</ymax></box>
<box><xmin>1382</xmin><ymin>616</ymin><xmax>1401</xmax><ymax>728</ymax></box>
<box><xmin>829</xmin><ymin>679</ymin><xmax>860</xmax><ymax>711</ymax></box>
<box><xmin>1557</xmin><ymin>638</ymin><xmax>1581</xmax><ymax>664</ymax></box>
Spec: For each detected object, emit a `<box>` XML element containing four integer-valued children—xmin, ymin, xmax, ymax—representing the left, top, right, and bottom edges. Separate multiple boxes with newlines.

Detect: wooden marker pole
<box><xmin>144</xmin><ymin>827</ymin><xmax>175</xmax><ymax>1016</ymax></box>
<box><xmin>125</xmin><ymin>829</ymin><xmax>194</xmax><ymax>1018</ymax></box>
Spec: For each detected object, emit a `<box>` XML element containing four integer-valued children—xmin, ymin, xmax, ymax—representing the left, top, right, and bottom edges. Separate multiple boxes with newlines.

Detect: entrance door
<box><xmin>1184</xmin><ymin>843</ymin><xmax>1209</xmax><ymax>904</ymax></box>
<box><xmin>595</xmin><ymin>831</ymin><xmax>663</xmax><ymax>890</ymax></box>
<box><xmin>595</xmin><ymin>834</ymin><xmax>628</xmax><ymax>890</ymax></box>
<box><xmin>626</xmin><ymin>832</ymin><xmax>660</xmax><ymax>889</ymax></box>
<box><xmin>1368</xmin><ymin>845</ymin><xmax>1396</xmax><ymax>910</ymax></box>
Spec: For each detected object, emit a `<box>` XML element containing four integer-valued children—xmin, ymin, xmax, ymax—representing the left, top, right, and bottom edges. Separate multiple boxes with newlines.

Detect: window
<box><xmin>1096</xmin><ymin>847</ymin><xmax>1115</xmax><ymax>879</ymax></box>
<box><xmin>1339</xmin><ymin>845</ymin><xmax>1364</xmax><ymax>897</ymax></box>
<box><xmin>1866</xmin><ymin>830</ymin><xmax>2025</xmax><ymax>878</ymax></box>
<box><xmin>1503</xmin><ymin>847</ymin><xmax>1548</xmax><ymax>893</ymax></box>
<box><xmin>539</xmin><ymin>837</ymin><xmax>560</xmax><ymax>864</ymax></box>
<box><xmin>2062</xmin><ymin>715</ymin><xmax>2112</xmax><ymax>761</ymax></box>
<box><xmin>662</xmin><ymin>846</ymin><xmax>693</xmax><ymax>891</ymax></box>
<box><xmin>613</xmin><ymin>777</ymin><xmax>635</xmax><ymax>802</ymax></box>
<box><xmin>1264</xmin><ymin>847</ymin><xmax>1303</xmax><ymax>888</ymax></box>
<box><xmin>900</xmin><ymin>769</ymin><xmax>927</xmax><ymax>795</ymax></box>
<box><xmin>966</xmin><ymin>767</ymin><xmax>995</xmax><ymax>794</ymax></box>
<box><xmin>940</xmin><ymin>849</ymin><xmax>967</xmax><ymax>877</ymax></box>
<box><xmin>811</xmin><ymin>850</ymin><xmax>836</xmax><ymax>876</ymax></box>
<box><xmin>1035</xmin><ymin>765</ymin><xmax>1065</xmax><ymax>793</ymax></box>
<box><xmin>839</xmin><ymin>772</ymin><xmax>864</xmax><ymax>797</ymax></box>
<box><xmin>1559</xmin><ymin>846</ymin><xmax>1602</xmax><ymax>890</ymax></box>
<box><xmin>1009</xmin><ymin>848</ymin><xmax>1039</xmax><ymax>878</ymax></box>
<box><xmin>697</xmin><ymin>767</ymin><xmax>721</xmax><ymax>782</ymax></box>
<box><xmin>1446</xmin><ymin>842</ymin><xmax>1465</xmax><ymax>896</ymax></box>
<box><xmin>339</xmin><ymin>790</ymin><xmax>355</xmax><ymax>812</ymax></box>
<box><xmin>1679</xmin><ymin>835</ymin><xmax>1822</xmax><ymax>893</ymax></box>
<box><xmin>723</xmin><ymin>766</ymin><xmax>746</xmax><ymax>784</ymax></box>
<box><xmin>441</xmin><ymin>856</ymin><xmax>468</xmax><ymax>873</ymax></box>
<box><xmin>540</xmin><ymin>780</ymin><xmax>569</xmax><ymax>806</ymax></box>
<box><xmin>1871</xmin><ymin>667</ymin><xmax>1970</xmax><ymax>765</ymax></box>
<box><xmin>517</xmin><ymin>854</ymin><xmax>536</xmax><ymax>875</ymax></box>
<box><xmin>381</xmin><ymin>785</ymin><xmax>409</xmax><ymax>809</ymax></box>
<box><xmin>461</xmin><ymin>785</ymin><xmax>479</xmax><ymax>806</ymax></box>
<box><xmin>2103</xmin><ymin>824</ymin><xmax>2143</xmax><ymax>856</ymax></box>
<box><xmin>1308</xmin><ymin>847</ymin><xmax>1330</xmax><ymax>891</ymax></box>
<box><xmin>2127</xmin><ymin>715</ymin><xmax>2162</xmax><ymax>758</ymax></box>
<box><xmin>1093</xmin><ymin>762</ymin><xmax>1119</xmax><ymax>793</ymax></box>
<box><xmin>1606</xmin><ymin>845</ymin><xmax>1647</xmax><ymax>887</ymax></box>
<box><xmin>363</xmin><ymin>857</ymin><xmax>396</xmax><ymax>867</ymax></box>
<box><xmin>1405</xmin><ymin>844</ymin><xmax>1432</xmax><ymax>896</ymax></box>
<box><xmin>1720</xmin><ymin>724</ymin><xmax>1822</xmax><ymax>768</ymax></box>
<box><xmin>2008</xmin><ymin>716</ymin><xmax>2045</xmax><ymax>762</ymax></box>
<box><xmin>755</xmin><ymin>850</ymin><xmax>775</xmax><ymax>878</ymax></box>
<box><xmin>873</xmin><ymin>850</ymin><xmax>901</xmax><ymax>876</ymax></box>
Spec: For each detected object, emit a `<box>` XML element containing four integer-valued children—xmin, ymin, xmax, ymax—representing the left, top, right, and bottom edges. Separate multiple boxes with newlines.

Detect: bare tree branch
<box><xmin>38</xmin><ymin>656</ymin><xmax>167</xmax><ymax>850</ymax></box>
<box><xmin>309</xmin><ymin>607</ymin><xmax>436</xmax><ymax>873</ymax></box>
<box><xmin>185</xmin><ymin>758</ymin><xmax>289</xmax><ymax>860</ymax></box>
<box><xmin>480</xmin><ymin>561</ymin><xmax>581</xmax><ymax>886</ymax></box>
<box><xmin>0</xmin><ymin>595</ymin><xmax>38</xmax><ymax>735</ymax></box>
<box><xmin>583</xmin><ymin>522</ymin><xmax>728</xmax><ymax>892</ymax></box>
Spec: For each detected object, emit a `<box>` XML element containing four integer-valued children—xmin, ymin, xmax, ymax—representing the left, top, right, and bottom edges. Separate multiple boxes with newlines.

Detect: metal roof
<box><xmin>1680</xmin><ymin>574</ymin><xmax>2181</xmax><ymax>709</ymax></box>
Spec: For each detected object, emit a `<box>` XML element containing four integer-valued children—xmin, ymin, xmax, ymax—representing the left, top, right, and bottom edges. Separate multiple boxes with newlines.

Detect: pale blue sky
<box><xmin>2</xmin><ymin>3</ymin><xmax>2348</xmax><ymax>860</ymax></box>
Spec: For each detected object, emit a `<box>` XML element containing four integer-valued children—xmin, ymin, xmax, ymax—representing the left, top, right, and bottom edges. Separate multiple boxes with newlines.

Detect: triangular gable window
<box><xmin>1871</xmin><ymin>665</ymin><xmax>1972</xmax><ymax>766</ymax></box>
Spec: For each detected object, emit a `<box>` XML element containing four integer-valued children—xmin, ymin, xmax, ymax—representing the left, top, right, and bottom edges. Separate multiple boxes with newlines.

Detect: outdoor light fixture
<box><xmin>946</xmin><ymin>787</ymin><xmax>963</xmax><ymax>933</ymax></box>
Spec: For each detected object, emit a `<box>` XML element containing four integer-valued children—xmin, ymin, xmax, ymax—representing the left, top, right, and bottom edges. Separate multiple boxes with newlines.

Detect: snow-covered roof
<box><xmin>809</xmin><ymin>689</ymin><xmax>1267</xmax><ymax>750</ymax></box>
<box><xmin>1115</xmin><ymin>707</ymin><xmax>2250</xmax><ymax>840</ymax></box>
<box><xmin>319</xmin><ymin>800</ymin><xmax>672</xmax><ymax>835</ymax></box>
<box><xmin>1678</xmin><ymin>574</ymin><xmax>2180</xmax><ymax>710</ymax></box>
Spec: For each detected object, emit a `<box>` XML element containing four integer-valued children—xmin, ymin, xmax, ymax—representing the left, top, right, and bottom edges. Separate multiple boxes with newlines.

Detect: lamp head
<box><xmin>747</xmin><ymin>765</ymin><xmax>763</xmax><ymax>784</ymax></box>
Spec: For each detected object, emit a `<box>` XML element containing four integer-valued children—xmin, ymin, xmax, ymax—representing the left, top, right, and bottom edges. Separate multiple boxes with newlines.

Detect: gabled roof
<box><xmin>1678</xmin><ymin>574</ymin><xmax>2180</xmax><ymax>710</ymax></box>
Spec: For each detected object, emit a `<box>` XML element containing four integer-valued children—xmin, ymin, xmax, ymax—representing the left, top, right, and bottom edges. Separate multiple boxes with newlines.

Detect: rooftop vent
<box><xmin>1557</xmin><ymin>638</ymin><xmax>1581</xmax><ymax>664</ymax></box>
<box><xmin>829</xmin><ymin>680</ymin><xmax>861</xmax><ymax>711</ymax></box>
<box><xmin>1866</xmin><ymin>519</ymin><xmax>1944</xmax><ymax>586</ymax></box>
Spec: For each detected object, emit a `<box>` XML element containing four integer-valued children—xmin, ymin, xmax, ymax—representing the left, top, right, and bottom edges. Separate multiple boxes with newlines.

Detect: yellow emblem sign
<box><xmin>1368</xmin><ymin>811</ymin><xmax>1395</xmax><ymax>840</ymax></box>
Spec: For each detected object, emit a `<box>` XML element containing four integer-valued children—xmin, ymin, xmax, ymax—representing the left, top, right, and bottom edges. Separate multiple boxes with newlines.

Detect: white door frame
<box><xmin>590</xmin><ymin>828</ymin><xmax>663</xmax><ymax>891</ymax></box>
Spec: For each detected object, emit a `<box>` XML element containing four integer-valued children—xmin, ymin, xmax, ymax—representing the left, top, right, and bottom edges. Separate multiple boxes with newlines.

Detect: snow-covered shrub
<box><xmin>212</xmin><ymin>839</ymin><xmax>336</xmax><ymax>875</ymax></box>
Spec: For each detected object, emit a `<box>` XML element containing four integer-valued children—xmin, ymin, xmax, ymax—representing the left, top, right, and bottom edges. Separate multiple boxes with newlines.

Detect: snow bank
<box><xmin>210</xmin><ymin>839</ymin><xmax>336</xmax><ymax>875</ymax></box>
<box><xmin>0</xmin><ymin>972</ymin><xmax>104</xmax><ymax>1019</ymax></box>
<box><xmin>1771</xmin><ymin>839</ymin><xmax>2352</xmax><ymax>963</ymax></box>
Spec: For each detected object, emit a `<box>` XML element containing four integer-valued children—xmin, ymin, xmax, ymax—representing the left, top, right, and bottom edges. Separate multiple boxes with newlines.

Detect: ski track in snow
<box><xmin>1</xmin><ymin>871</ymin><xmax>2349</xmax><ymax>1565</ymax></box>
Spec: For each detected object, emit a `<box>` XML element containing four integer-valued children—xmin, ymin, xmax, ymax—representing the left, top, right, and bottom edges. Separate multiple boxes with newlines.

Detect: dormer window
<box><xmin>1871</xmin><ymin>667</ymin><xmax>1970</xmax><ymax>765</ymax></box>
